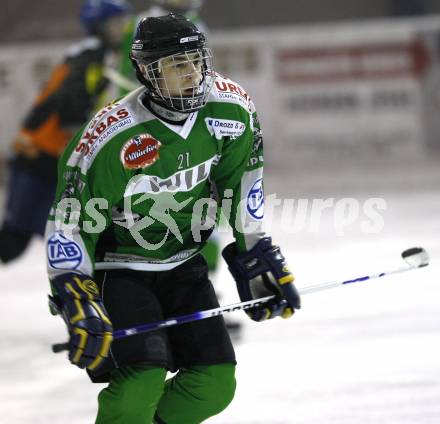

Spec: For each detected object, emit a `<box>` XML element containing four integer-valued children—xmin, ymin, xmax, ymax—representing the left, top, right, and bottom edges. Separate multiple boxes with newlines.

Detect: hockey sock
<box><xmin>155</xmin><ymin>363</ymin><xmax>236</xmax><ymax>424</ymax></box>
<box><xmin>95</xmin><ymin>365</ymin><xmax>167</xmax><ymax>424</ymax></box>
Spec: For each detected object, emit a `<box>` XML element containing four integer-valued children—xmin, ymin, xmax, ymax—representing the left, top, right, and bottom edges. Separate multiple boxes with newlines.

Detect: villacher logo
<box><xmin>120</xmin><ymin>134</ymin><xmax>162</xmax><ymax>170</ymax></box>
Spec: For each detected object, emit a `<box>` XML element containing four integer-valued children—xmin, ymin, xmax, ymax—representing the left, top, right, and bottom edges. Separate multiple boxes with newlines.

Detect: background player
<box><xmin>0</xmin><ymin>0</ymin><xmax>131</xmax><ymax>264</ymax></box>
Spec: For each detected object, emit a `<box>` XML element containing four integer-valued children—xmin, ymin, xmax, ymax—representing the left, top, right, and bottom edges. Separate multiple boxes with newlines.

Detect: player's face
<box><xmin>157</xmin><ymin>52</ymin><xmax>203</xmax><ymax>97</ymax></box>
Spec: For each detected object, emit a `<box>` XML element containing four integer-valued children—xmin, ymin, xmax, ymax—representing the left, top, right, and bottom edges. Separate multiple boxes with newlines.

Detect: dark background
<box><xmin>2</xmin><ymin>0</ymin><xmax>440</xmax><ymax>44</ymax></box>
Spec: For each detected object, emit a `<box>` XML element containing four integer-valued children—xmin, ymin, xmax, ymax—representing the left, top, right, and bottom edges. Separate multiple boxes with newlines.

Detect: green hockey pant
<box><xmin>95</xmin><ymin>363</ymin><xmax>236</xmax><ymax>424</ymax></box>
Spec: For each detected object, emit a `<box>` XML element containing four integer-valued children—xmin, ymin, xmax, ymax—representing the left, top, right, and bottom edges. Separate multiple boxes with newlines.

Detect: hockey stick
<box><xmin>52</xmin><ymin>247</ymin><xmax>429</xmax><ymax>353</ymax></box>
<box><xmin>103</xmin><ymin>67</ymin><xmax>138</xmax><ymax>92</ymax></box>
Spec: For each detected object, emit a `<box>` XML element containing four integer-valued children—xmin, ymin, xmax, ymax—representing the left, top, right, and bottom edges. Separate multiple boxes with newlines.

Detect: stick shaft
<box><xmin>103</xmin><ymin>67</ymin><xmax>138</xmax><ymax>91</ymax></box>
<box><xmin>51</xmin><ymin>250</ymin><xmax>428</xmax><ymax>352</ymax></box>
<box><xmin>113</xmin><ymin>295</ymin><xmax>274</xmax><ymax>339</ymax></box>
<box><xmin>114</xmin><ymin>261</ymin><xmax>425</xmax><ymax>339</ymax></box>
<box><xmin>51</xmin><ymin>295</ymin><xmax>275</xmax><ymax>352</ymax></box>
<box><xmin>299</xmin><ymin>264</ymin><xmax>415</xmax><ymax>294</ymax></box>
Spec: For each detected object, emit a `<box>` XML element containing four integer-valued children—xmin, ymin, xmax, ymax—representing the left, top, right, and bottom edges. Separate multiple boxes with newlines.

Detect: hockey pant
<box><xmin>95</xmin><ymin>363</ymin><xmax>236</xmax><ymax>424</ymax></box>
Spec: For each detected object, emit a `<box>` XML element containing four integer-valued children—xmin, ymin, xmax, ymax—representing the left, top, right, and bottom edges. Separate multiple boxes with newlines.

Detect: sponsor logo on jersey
<box><xmin>215</xmin><ymin>81</ymin><xmax>250</xmax><ymax>102</ymax></box>
<box><xmin>205</xmin><ymin>118</ymin><xmax>246</xmax><ymax>140</ymax></box>
<box><xmin>247</xmin><ymin>178</ymin><xmax>264</xmax><ymax>220</ymax></box>
<box><xmin>47</xmin><ymin>232</ymin><xmax>83</xmax><ymax>270</ymax></box>
<box><xmin>124</xmin><ymin>155</ymin><xmax>221</xmax><ymax>196</ymax></box>
<box><xmin>120</xmin><ymin>134</ymin><xmax>161</xmax><ymax>170</ymax></box>
<box><xmin>252</xmin><ymin>130</ymin><xmax>263</xmax><ymax>151</ymax></box>
<box><xmin>62</xmin><ymin>169</ymin><xmax>85</xmax><ymax>196</ymax></box>
<box><xmin>76</xmin><ymin>107</ymin><xmax>131</xmax><ymax>156</ymax></box>
<box><xmin>68</xmin><ymin>103</ymin><xmax>134</xmax><ymax>173</ymax></box>
<box><xmin>247</xmin><ymin>155</ymin><xmax>264</xmax><ymax>167</ymax></box>
<box><xmin>102</xmin><ymin>249</ymin><xmax>197</xmax><ymax>264</ymax></box>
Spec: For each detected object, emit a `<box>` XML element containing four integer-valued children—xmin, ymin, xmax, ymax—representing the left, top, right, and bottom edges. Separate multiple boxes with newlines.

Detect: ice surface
<box><xmin>0</xmin><ymin>183</ymin><xmax>439</xmax><ymax>423</ymax></box>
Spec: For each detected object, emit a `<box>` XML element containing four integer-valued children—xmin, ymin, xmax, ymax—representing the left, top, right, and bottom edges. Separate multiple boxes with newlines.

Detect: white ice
<box><xmin>0</xmin><ymin>168</ymin><xmax>439</xmax><ymax>424</ymax></box>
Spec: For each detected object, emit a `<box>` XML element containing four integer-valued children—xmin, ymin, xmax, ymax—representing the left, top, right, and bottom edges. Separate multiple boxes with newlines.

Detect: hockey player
<box><xmin>46</xmin><ymin>14</ymin><xmax>300</xmax><ymax>423</ymax></box>
<box><xmin>117</xmin><ymin>0</ymin><xmax>241</xmax><ymax>335</ymax></box>
<box><xmin>0</xmin><ymin>0</ymin><xmax>130</xmax><ymax>264</ymax></box>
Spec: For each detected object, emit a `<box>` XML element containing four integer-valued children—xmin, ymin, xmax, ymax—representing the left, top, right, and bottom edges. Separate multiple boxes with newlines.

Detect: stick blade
<box><xmin>401</xmin><ymin>247</ymin><xmax>429</xmax><ymax>268</ymax></box>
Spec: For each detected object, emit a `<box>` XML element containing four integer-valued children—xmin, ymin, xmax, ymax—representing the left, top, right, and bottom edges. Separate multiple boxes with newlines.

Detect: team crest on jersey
<box><xmin>47</xmin><ymin>232</ymin><xmax>83</xmax><ymax>270</ymax></box>
<box><xmin>247</xmin><ymin>178</ymin><xmax>264</xmax><ymax>220</ymax></box>
<box><xmin>120</xmin><ymin>134</ymin><xmax>161</xmax><ymax>170</ymax></box>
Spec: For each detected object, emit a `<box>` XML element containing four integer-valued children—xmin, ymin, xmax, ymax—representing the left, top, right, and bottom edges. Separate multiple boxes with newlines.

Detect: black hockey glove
<box><xmin>50</xmin><ymin>273</ymin><xmax>113</xmax><ymax>371</ymax></box>
<box><xmin>222</xmin><ymin>237</ymin><xmax>301</xmax><ymax>322</ymax></box>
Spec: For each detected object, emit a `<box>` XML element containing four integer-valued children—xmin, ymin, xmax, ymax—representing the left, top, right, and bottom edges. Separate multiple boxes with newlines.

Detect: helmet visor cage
<box><xmin>142</xmin><ymin>48</ymin><xmax>214</xmax><ymax>112</ymax></box>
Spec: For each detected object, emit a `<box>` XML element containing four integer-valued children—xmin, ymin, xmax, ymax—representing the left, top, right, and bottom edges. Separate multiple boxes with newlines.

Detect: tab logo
<box><xmin>247</xmin><ymin>178</ymin><xmax>264</xmax><ymax>220</ymax></box>
<box><xmin>47</xmin><ymin>232</ymin><xmax>83</xmax><ymax>270</ymax></box>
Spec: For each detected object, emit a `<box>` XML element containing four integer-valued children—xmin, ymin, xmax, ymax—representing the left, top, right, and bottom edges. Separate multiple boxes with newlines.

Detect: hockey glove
<box><xmin>50</xmin><ymin>273</ymin><xmax>113</xmax><ymax>371</ymax></box>
<box><xmin>222</xmin><ymin>237</ymin><xmax>300</xmax><ymax>321</ymax></box>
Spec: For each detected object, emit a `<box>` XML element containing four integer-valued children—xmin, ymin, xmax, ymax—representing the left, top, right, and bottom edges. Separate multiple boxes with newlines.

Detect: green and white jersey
<box><xmin>46</xmin><ymin>73</ymin><xmax>265</xmax><ymax>279</ymax></box>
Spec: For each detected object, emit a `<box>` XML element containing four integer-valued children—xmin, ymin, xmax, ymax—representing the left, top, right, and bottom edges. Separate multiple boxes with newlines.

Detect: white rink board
<box><xmin>209</xmin><ymin>16</ymin><xmax>440</xmax><ymax>166</ymax></box>
<box><xmin>2</xmin><ymin>17</ymin><xmax>440</xmax><ymax>165</ymax></box>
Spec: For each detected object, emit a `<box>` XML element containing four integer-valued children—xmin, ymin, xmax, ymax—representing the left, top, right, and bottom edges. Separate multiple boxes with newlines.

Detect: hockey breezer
<box><xmin>52</xmin><ymin>246</ymin><xmax>429</xmax><ymax>353</ymax></box>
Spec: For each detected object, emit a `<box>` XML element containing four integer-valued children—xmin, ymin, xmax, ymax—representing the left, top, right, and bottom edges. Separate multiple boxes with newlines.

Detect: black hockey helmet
<box><xmin>130</xmin><ymin>13</ymin><xmax>214</xmax><ymax>113</ymax></box>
